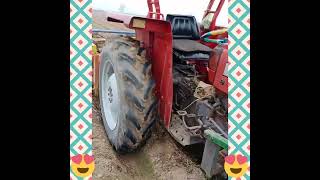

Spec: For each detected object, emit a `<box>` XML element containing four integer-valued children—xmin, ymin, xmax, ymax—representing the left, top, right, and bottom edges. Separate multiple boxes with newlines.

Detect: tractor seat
<box><xmin>166</xmin><ymin>14</ymin><xmax>212</xmax><ymax>61</ymax></box>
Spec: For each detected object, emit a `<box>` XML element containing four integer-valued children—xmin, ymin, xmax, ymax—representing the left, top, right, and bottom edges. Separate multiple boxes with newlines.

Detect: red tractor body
<box><xmin>106</xmin><ymin>0</ymin><xmax>227</xmax><ymax>128</ymax></box>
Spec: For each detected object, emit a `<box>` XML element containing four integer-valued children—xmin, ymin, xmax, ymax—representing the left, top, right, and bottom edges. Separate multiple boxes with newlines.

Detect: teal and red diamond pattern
<box><xmin>228</xmin><ymin>0</ymin><xmax>250</xmax><ymax>179</ymax></box>
<box><xmin>70</xmin><ymin>0</ymin><xmax>92</xmax><ymax>179</ymax></box>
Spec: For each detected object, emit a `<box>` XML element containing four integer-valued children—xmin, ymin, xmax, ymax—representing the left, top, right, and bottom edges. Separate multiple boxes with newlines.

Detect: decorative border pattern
<box><xmin>70</xmin><ymin>0</ymin><xmax>92</xmax><ymax>179</ymax></box>
<box><xmin>228</xmin><ymin>0</ymin><xmax>250</xmax><ymax>179</ymax></box>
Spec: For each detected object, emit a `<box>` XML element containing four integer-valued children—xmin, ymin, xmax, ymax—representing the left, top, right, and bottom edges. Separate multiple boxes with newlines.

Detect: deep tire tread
<box><xmin>100</xmin><ymin>36</ymin><xmax>159</xmax><ymax>153</ymax></box>
<box><xmin>118</xmin><ymin>52</ymin><xmax>135</xmax><ymax>65</ymax></box>
<box><xmin>122</xmin><ymin>70</ymin><xmax>143</xmax><ymax>89</ymax></box>
<box><xmin>126</xmin><ymin>110</ymin><xmax>141</xmax><ymax>130</ymax></box>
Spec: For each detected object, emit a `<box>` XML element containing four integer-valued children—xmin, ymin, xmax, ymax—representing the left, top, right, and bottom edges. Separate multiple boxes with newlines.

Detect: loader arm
<box><xmin>203</xmin><ymin>0</ymin><xmax>225</xmax><ymax>31</ymax></box>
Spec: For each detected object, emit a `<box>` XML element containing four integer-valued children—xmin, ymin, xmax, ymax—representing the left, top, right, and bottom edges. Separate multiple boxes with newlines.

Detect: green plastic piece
<box><xmin>204</xmin><ymin>129</ymin><xmax>228</xmax><ymax>150</ymax></box>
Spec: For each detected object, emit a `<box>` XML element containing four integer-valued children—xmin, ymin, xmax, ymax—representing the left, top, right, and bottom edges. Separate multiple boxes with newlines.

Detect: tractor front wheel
<box><xmin>99</xmin><ymin>36</ymin><xmax>158</xmax><ymax>153</ymax></box>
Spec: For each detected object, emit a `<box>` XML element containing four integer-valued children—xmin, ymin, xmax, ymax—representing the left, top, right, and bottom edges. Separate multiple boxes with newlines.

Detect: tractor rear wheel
<box><xmin>99</xmin><ymin>36</ymin><xmax>158</xmax><ymax>153</ymax></box>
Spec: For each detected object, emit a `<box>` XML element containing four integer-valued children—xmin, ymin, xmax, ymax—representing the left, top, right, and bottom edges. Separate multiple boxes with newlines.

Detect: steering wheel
<box><xmin>201</xmin><ymin>28</ymin><xmax>228</xmax><ymax>45</ymax></box>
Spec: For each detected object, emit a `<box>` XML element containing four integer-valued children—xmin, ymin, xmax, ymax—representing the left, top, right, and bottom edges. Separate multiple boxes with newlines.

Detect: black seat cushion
<box><xmin>173</xmin><ymin>39</ymin><xmax>212</xmax><ymax>61</ymax></box>
<box><xmin>166</xmin><ymin>14</ymin><xmax>200</xmax><ymax>40</ymax></box>
<box><xmin>173</xmin><ymin>39</ymin><xmax>212</xmax><ymax>53</ymax></box>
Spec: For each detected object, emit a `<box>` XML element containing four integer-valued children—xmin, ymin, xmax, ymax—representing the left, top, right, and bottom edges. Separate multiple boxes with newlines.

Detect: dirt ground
<box><xmin>92</xmin><ymin>9</ymin><xmax>211</xmax><ymax>180</ymax></box>
<box><xmin>92</xmin><ymin>96</ymin><xmax>206</xmax><ymax>180</ymax></box>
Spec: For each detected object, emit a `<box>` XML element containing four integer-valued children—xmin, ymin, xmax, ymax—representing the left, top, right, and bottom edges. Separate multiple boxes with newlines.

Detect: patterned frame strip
<box><xmin>70</xmin><ymin>0</ymin><xmax>92</xmax><ymax>179</ymax></box>
<box><xmin>228</xmin><ymin>0</ymin><xmax>250</xmax><ymax>179</ymax></box>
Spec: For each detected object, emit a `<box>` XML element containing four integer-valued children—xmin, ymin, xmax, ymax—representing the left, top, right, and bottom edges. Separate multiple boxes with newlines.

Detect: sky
<box><xmin>92</xmin><ymin>0</ymin><xmax>228</xmax><ymax>27</ymax></box>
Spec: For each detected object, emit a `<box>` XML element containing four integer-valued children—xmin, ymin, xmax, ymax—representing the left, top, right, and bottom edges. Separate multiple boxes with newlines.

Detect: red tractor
<box><xmin>93</xmin><ymin>0</ymin><xmax>228</xmax><ymax>178</ymax></box>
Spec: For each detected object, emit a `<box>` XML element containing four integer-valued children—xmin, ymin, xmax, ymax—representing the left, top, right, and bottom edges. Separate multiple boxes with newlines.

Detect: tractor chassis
<box><xmin>168</xmin><ymin>114</ymin><xmax>204</xmax><ymax>146</ymax></box>
<box><xmin>168</xmin><ymin>114</ymin><xmax>228</xmax><ymax>178</ymax></box>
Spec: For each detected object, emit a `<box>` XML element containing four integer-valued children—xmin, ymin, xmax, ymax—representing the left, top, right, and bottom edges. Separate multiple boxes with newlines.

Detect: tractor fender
<box><xmin>128</xmin><ymin>17</ymin><xmax>173</xmax><ymax>128</ymax></box>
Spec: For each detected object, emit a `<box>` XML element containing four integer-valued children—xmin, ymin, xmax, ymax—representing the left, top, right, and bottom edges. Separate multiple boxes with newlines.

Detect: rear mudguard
<box><xmin>128</xmin><ymin>17</ymin><xmax>173</xmax><ymax>128</ymax></box>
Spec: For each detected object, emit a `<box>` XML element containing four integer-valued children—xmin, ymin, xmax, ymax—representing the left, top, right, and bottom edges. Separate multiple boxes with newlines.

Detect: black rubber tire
<box><xmin>99</xmin><ymin>36</ymin><xmax>158</xmax><ymax>153</ymax></box>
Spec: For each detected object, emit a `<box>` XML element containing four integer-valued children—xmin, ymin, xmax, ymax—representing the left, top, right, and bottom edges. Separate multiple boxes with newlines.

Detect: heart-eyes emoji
<box><xmin>71</xmin><ymin>154</ymin><xmax>95</xmax><ymax>177</ymax></box>
<box><xmin>224</xmin><ymin>154</ymin><xmax>248</xmax><ymax>178</ymax></box>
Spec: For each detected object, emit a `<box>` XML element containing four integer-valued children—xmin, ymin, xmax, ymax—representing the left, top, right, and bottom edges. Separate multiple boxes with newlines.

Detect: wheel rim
<box><xmin>101</xmin><ymin>63</ymin><xmax>119</xmax><ymax>131</ymax></box>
